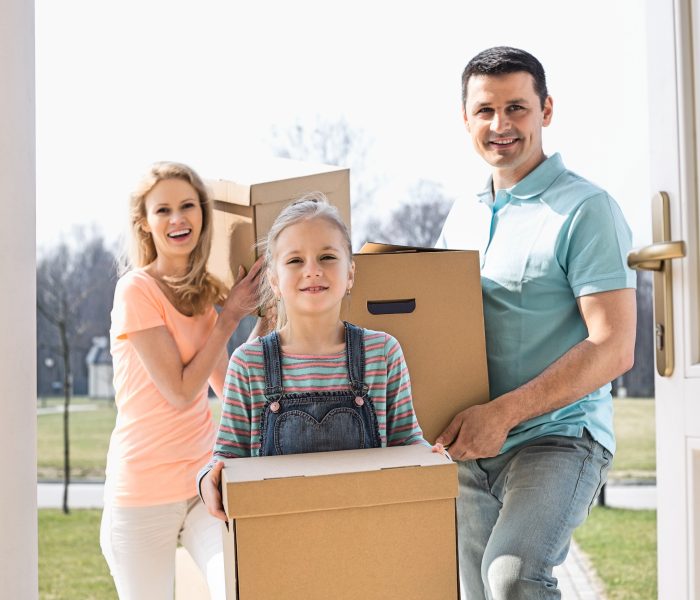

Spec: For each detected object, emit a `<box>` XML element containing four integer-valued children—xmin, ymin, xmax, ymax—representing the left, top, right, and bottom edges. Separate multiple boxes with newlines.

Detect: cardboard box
<box><xmin>206</xmin><ymin>158</ymin><xmax>350</xmax><ymax>287</ymax></box>
<box><xmin>221</xmin><ymin>445</ymin><xmax>458</xmax><ymax>600</ymax></box>
<box><xmin>341</xmin><ymin>244</ymin><xmax>489</xmax><ymax>442</ymax></box>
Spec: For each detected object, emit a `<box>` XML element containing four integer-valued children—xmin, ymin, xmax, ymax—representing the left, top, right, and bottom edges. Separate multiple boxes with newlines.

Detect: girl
<box><xmin>199</xmin><ymin>193</ymin><xmax>426</xmax><ymax>520</ymax></box>
<box><xmin>101</xmin><ymin>161</ymin><xmax>263</xmax><ymax>600</ymax></box>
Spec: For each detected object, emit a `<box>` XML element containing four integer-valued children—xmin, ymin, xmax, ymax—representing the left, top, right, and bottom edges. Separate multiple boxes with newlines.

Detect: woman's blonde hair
<box><xmin>259</xmin><ymin>191</ymin><xmax>353</xmax><ymax>328</ymax></box>
<box><xmin>121</xmin><ymin>161</ymin><xmax>227</xmax><ymax>314</ymax></box>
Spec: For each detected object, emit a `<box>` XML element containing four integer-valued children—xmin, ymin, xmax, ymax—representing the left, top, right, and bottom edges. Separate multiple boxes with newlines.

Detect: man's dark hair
<box><xmin>461</xmin><ymin>46</ymin><xmax>548</xmax><ymax>109</ymax></box>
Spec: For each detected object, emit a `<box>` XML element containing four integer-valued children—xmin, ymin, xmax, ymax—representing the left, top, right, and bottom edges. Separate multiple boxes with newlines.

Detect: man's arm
<box><xmin>436</xmin><ymin>287</ymin><xmax>636</xmax><ymax>460</ymax></box>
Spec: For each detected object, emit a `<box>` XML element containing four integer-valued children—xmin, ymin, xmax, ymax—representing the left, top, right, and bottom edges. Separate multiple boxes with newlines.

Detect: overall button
<box><xmin>354</xmin><ymin>396</ymin><xmax>364</xmax><ymax>407</ymax></box>
<box><xmin>269</xmin><ymin>401</ymin><xmax>281</xmax><ymax>413</ymax></box>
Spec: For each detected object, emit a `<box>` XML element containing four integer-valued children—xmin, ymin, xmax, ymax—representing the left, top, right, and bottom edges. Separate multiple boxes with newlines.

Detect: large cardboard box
<box><xmin>206</xmin><ymin>158</ymin><xmax>350</xmax><ymax>286</ymax></box>
<box><xmin>341</xmin><ymin>244</ymin><xmax>489</xmax><ymax>442</ymax></box>
<box><xmin>221</xmin><ymin>445</ymin><xmax>458</xmax><ymax>600</ymax></box>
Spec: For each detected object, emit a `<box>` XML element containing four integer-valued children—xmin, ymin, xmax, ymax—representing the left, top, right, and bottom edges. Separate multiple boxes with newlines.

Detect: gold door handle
<box><xmin>626</xmin><ymin>192</ymin><xmax>687</xmax><ymax>376</ymax></box>
<box><xmin>627</xmin><ymin>240</ymin><xmax>686</xmax><ymax>271</ymax></box>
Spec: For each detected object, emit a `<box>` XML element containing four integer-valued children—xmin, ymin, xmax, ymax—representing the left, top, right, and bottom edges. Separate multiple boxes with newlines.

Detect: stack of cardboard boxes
<box><xmin>193</xmin><ymin>157</ymin><xmax>489</xmax><ymax>599</ymax></box>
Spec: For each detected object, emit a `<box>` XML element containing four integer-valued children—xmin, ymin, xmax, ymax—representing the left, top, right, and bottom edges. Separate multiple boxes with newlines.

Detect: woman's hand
<box><xmin>201</xmin><ymin>460</ymin><xmax>228</xmax><ymax>521</ymax></box>
<box><xmin>248</xmin><ymin>300</ymin><xmax>278</xmax><ymax>341</ymax></box>
<box><xmin>219</xmin><ymin>257</ymin><xmax>265</xmax><ymax>328</ymax></box>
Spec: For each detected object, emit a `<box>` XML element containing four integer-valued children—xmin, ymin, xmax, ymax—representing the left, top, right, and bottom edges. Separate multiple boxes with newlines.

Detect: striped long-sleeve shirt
<box><xmin>213</xmin><ymin>328</ymin><xmax>425</xmax><ymax>459</ymax></box>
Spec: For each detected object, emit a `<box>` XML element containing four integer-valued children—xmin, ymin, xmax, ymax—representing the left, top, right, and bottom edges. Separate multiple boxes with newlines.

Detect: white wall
<box><xmin>0</xmin><ymin>0</ymin><xmax>38</xmax><ymax>597</ymax></box>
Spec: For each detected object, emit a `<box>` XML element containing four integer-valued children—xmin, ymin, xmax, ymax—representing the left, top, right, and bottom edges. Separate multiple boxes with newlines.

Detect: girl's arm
<box><xmin>128</xmin><ymin>260</ymin><xmax>262</xmax><ymax>410</ymax></box>
<box><xmin>199</xmin><ymin>346</ymin><xmax>255</xmax><ymax>520</ymax></box>
<box><xmin>383</xmin><ymin>334</ymin><xmax>428</xmax><ymax>447</ymax></box>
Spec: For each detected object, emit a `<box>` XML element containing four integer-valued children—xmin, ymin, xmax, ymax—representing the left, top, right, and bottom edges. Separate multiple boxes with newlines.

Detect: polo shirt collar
<box><xmin>477</xmin><ymin>153</ymin><xmax>566</xmax><ymax>206</ymax></box>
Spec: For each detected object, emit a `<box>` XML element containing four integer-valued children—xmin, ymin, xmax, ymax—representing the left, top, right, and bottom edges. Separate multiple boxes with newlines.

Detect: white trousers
<box><xmin>100</xmin><ymin>496</ymin><xmax>224</xmax><ymax>600</ymax></box>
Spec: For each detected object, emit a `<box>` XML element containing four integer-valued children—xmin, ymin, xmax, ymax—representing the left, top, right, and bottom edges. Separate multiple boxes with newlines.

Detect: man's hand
<box><xmin>435</xmin><ymin>402</ymin><xmax>511</xmax><ymax>461</ymax></box>
<box><xmin>201</xmin><ymin>461</ymin><xmax>228</xmax><ymax>522</ymax></box>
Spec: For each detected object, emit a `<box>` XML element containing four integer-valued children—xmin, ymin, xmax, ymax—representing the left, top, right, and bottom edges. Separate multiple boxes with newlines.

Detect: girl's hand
<box><xmin>201</xmin><ymin>460</ymin><xmax>228</xmax><ymax>522</ymax></box>
<box><xmin>220</xmin><ymin>257</ymin><xmax>264</xmax><ymax>327</ymax></box>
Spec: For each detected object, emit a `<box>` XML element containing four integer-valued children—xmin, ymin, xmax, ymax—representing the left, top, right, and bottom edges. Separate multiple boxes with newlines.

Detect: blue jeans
<box><xmin>457</xmin><ymin>430</ymin><xmax>612</xmax><ymax>599</ymax></box>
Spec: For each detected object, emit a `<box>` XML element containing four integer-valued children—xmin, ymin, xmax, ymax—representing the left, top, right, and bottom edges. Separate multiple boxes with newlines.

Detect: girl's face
<box><xmin>269</xmin><ymin>217</ymin><xmax>354</xmax><ymax>320</ymax></box>
<box><xmin>142</xmin><ymin>178</ymin><xmax>203</xmax><ymax>265</ymax></box>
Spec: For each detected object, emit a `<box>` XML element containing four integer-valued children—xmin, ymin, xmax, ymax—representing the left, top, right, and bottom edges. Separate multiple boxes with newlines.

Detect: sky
<box><xmin>35</xmin><ymin>0</ymin><xmax>651</xmax><ymax>251</ymax></box>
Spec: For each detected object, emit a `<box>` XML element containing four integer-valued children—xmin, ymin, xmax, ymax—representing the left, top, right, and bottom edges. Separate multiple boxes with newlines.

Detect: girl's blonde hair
<box><xmin>121</xmin><ymin>161</ymin><xmax>227</xmax><ymax>314</ymax></box>
<box><xmin>259</xmin><ymin>191</ymin><xmax>352</xmax><ymax>328</ymax></box>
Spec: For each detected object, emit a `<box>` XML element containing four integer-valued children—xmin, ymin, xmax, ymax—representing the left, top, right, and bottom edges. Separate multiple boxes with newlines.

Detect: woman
<box><xmin>100</xmin><ymin>161</ymin><xmax>261</xmax><ymax>599</ymax></box>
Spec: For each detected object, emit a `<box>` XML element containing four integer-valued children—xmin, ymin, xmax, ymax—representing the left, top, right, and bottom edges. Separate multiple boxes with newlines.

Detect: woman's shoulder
<box><xmin>115</xmin><ymin>268</ymin><xmax>153</xmax><ymax>291</ymax></box>
<box><xmin>113</xmin><ymin>268</ymin><xmax>158</xmax><ymax>302</ymax></box>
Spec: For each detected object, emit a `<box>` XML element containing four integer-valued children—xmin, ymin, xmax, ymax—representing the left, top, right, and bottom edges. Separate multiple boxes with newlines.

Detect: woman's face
<box><xmin>269</xmin><ymin>218</ymin><xmax>354</xmax><ymax>320</ymax></box>
<box><xmin>142</xmin><ymin>178</ymin><xmax>203</xmax><ymax>265</ymax></box>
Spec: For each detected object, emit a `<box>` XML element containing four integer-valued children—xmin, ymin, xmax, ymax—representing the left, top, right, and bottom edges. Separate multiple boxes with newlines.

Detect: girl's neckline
<box><xmin>279</xmin><ymin>349</ymin><xmax>346</xmax><ymax>360</ymax></box>
<box><xmin>139</xmin><ymin>268</ymin><xmax>198</xmax><ymax>318</ymax></box>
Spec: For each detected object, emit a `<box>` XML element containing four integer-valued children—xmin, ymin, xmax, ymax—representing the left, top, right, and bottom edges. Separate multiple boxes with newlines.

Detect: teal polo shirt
<box><xmin>436</xmin><ymin>153</ymin><xmax>636</xmax><ymax>454</ymax></box>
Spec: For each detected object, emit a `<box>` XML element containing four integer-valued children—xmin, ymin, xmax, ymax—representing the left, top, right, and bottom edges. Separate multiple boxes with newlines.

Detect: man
<box><xmin>435</xmin><ymin>46</ymin><xmax>637</xmax><ymax>599</ymax></box>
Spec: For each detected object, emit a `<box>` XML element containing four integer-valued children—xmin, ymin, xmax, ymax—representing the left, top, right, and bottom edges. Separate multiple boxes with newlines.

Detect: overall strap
<box><xmin>261</xmin><ymin>331</ymin><xmax>284</xmax><ymax>398</ymax></box>
<box><xmin>344</xmin><ymin>322</ymin><xmax>368</xmax><ymax>397</ymax></box>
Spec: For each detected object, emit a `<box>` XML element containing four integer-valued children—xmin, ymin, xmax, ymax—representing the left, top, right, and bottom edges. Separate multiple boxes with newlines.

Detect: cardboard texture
<box><xmin>205</xmin><ymin>158</ymin><xmax>350</xmax><ymax>287</ymax></box>
<box><xmin>341</xmin><ymin>243</ymin><xmax>490</xmax><ymax>443</ymax></box>
<box><xmin>221</xmin><ymin>445</ymin><xmax>459</xmax><ymax>600</ymax></box>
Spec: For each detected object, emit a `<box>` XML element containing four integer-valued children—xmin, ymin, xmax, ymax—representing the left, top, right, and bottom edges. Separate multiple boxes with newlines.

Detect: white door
<box><xmin>641</xmin><ymin>0</ymin><xmax>700</xmax><ymax>597</ymax></box>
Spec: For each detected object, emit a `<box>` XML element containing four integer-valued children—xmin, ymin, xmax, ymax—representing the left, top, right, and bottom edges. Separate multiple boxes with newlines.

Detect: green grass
<box><xmin>37</xmin><ymin>397</ymin><xmax>221</xmax><ymax>481</ymax></box>
<box><xmin>610</xmin><ymin>398</ymin><xmax>656</xmax><ymax>480</ymax></box>
<box><xmin>38</xmin><ymin>397</ymin><xmax>655</xmax><ymax>482</ymax></box>
<box><xmin>40</xmin><ymin>507</ymin><xmax>656</xmax><ymax>599</ymax></box>
<box><xmin>36</xmin><ymin>398</ymin><xmax>657</xmax><ymax>597</ymax></box>
<box><xmin>575</xmin><ymin>506</ymin><xmax>657</xmax><ymax>600</ymax></box>
<box><xmin>37</xmin><ymin>401</ymin><xmax>117</xmax><ymax>480</ymax></box>
<box><xmin>39</xmin><ymin>509</ymin><xmax>117</xmax><ymax>600</ymax></box>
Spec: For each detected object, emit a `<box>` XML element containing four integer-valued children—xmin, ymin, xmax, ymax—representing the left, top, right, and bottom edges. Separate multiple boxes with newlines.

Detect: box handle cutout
<box><xmin>367</xmin><ymin>299</ymin><xmax>416</xmax><ymax>315</ymax></box>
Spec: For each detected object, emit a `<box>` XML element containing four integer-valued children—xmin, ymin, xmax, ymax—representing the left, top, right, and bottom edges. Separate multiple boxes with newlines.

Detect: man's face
<box><xmin>463</xmin><ymin>71</ymin><xmax>553</xmax><ymax>186</ymax></box>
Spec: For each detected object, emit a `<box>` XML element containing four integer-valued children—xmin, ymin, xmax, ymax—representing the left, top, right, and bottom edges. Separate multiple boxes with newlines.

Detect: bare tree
<box><xmin>362</xmin><ymin>179</ymin><xmax>454</xmax><ymax>248</ymax></box>
<box><xmin>269</xmin><ymin>116</ymin><xmax>380</xmax><ymax>248</ymax></box>
<box><xmin>36</xmin><ymin>228</ymin><xmax>117</xmax><ymax>513</ymax></box>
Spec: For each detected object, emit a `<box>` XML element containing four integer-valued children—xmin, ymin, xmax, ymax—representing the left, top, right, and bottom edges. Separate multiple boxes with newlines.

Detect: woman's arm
<box><xmin>207</xmin><ymin>349</ymin><xmax>229</xmax><ymax>402</ymax></box>
<box><xmin>128</xmin><ymin>259</ymin><xmax>262</xmax><ymax>410</ymax></box>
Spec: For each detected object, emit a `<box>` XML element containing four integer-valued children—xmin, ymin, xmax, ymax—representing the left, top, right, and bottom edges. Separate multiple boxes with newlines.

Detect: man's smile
<box><xmin>488</xmin><ymin>137</ymin><xmax>520</xmax><ymax>149</ymax></box>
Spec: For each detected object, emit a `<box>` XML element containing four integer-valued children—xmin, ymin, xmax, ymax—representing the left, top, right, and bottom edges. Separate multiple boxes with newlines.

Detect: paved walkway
<box><xmin>38</xmin><ymin>481</ymin><xmax>656</xmax><ymax>598</ymax></box>
<box><xmin>555</xmin><ymin>540</ymin><xmax>608</xmax><ymax>599</ymax></box>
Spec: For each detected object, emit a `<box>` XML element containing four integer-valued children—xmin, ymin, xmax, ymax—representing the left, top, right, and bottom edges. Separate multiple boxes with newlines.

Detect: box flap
<box><xmin>359</xmin><ymin>242</ymin><xmax>456</xmax><ymax>254</ymax></box>
<box><xmin>222</xmin><ymin>445</ymin><xmax>457</xmax><ymax>519</ymax></box>
<box><xmin>205</xmin><ymin>157</ymin><xmax>348</xmax><ymax>206</ymax></box>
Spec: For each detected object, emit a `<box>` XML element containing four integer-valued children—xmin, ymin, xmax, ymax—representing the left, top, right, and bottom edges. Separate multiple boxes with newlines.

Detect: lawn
<box><xmin>40</xmin><ymin>505</ymin><xmax>656</xmax><ymax>599</ymax></box>
<box><xmin>39</xmin><ymin>509</ymin><xmax>117</xmax><ymax>600</ymax></box>
<box><xmin>37</xmin><ymin>398</ymin><xmax>116</xmax><ymax>480</ymax></box>
<box><xmin>574</xmin><ymin>506</ymin><xmax>657</xmax><ymax>600</ymax></box>
<box><xmin>37</xmin><ymin>397</ymin><xmax>220</xmax><ymax>481</ymax></box>
<box><xmin>37</xmin><ymin>396</ymin><xmax>657</xmax><ymax>597</ymax></box>
<box><xmin>610</xmin><ymin>398</ymin><xmax>656</xmax><ymax>481</ymax></box>
<box><xmin>37</xmin><ymin>396</ymin><xmax>655</xmax><ymax>482</ymax></box>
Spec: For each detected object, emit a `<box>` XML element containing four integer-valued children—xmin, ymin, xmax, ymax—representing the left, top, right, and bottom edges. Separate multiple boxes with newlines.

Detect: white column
<box><xmin>0</xmin><ymin>0</ymin><xmax>37</xmax><ymax>597</ymax></box>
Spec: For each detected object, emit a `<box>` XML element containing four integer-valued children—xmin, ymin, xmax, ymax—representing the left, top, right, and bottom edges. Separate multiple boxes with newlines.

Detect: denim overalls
<box><xmin>258</xmin><ymin>322</ymin><xmax>382</xmax><ymax>456</ymax></box>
